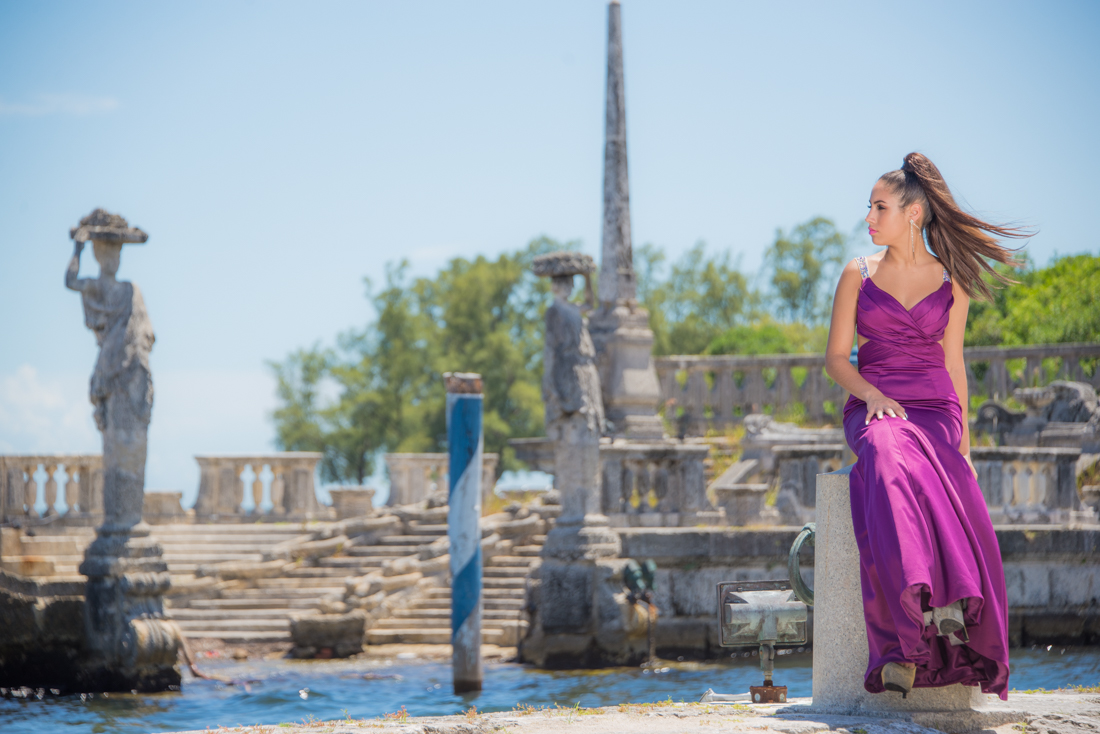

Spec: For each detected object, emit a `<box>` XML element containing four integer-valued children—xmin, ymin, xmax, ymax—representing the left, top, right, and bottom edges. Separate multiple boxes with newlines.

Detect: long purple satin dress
<box><xmin>842</xmin><ymin>256</ymin><xmax>1010</xmax><ymax>700</ymax></box>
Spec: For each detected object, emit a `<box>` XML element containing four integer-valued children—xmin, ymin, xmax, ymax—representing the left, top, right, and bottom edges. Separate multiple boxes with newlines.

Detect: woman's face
<box><xmin>865</xmin><ymin>181</ymin><xmax>908</xmax><ymax>248</ymax></box>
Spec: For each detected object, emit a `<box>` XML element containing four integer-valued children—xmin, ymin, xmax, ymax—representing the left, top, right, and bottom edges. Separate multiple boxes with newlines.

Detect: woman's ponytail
<box><xmin>881</xmin><ymin>152</ymin><xmax>1030</xmax><ymax>301</ymax></box>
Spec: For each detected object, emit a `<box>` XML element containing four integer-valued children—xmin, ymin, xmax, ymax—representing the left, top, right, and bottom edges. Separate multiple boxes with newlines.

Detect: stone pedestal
<box><xmin>78</xmin><ymin>524</ymin><xmax>181</xmax><ymax>692</ymax></box>
<box><xmin>589</xmin><ymin>306</ymin><xmax>665</xmax><ymax>440</ymax></box>
<box><xmin>521</xmin><ymin>555</ymin><xmax>653</xmax><ymax>668</ymax></box>
<box><xmin>329</xmin><ymin>487</ymin><xmax>376</xmax><ymax>519</ymax></box>
<box><xmin>811</xmin><ymin>468</ymin><xmax>983</xmax><ymax>712</ymax></box>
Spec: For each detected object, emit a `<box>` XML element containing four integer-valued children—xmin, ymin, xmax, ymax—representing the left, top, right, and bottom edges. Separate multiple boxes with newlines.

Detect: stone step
<box><xmin>412</xmin><ymin>597</ymin><xmax>524</xmax><ymax>611</ymax></box>
<box><xmin>513</xmin><ymin>547</ymin><xmax>541</xmax><ymax>557</ymax></box>
<box><xmin>366</xmin><ymin>629</ymin><xmax>451</xmax><ymax>645</ymax></box>
<box><xmin>255</xmin><ymin>577</ymin><xmax>347</xmax><ymax>588</ymax></box>
<box><xmin>366</xmin><ymin>628</ymin><xmax>510</xmax><ymax>646</ymax></box>
<box><xmin>484</xmin><ymin>567</ymin><xmax>528</xmax><ymax>578</ymax></box>
<box><xmin>286</xmin><ymin>567</ymin><xmax>356</xmax><ymax>578</ymax></box>
<box><xmin>377</xmin><ymin>536</ymin><xmax>434</xmax><ymax>546</ymax></box>
<box><xmin>160</xmin><ymin>551</ymin><xmax>275</xmax><ymax>562</ymax></box>
<box><xmin>174</xmin><ymin>618</ymin><xmax>289</xmax><ymax>631</ymax></box>
<box><xmin>14</xmin><ymin>553</ymin><xmax>86</xmax><ymax>565</ymax></box>
<box><xmin>155</xmin><ymin>537</ymin><xmax>301</xmax><ymax>548</ymax></box>
<box><xmin>345</xmin><ymin>546</ymin><xmax>421</xmax><ymax>557</ymax></box>
<box><xmin>483</xmin><ymin>577</ymin><xmax>525</xmax><ymax>589</ymax></box>
<box><xmin>227</xmin><ymin>587</ymin><xmax>341</xmax><ymax>598</ymax></box>
<box><xmin>179</xmin><ymin>630</ymin><xmax>290</xmax><ymax>642</ymax></box>
<box><xmin>18</xmin><ymin>539</ymin><xmax>87</xmax><ymax>555</ymax></box>
<box><xmin>188</xmin><ymin>598</ymin><xmax>320</xmax><ymax>610</ymax></box>
<box><xmin>485</xmin><ymin>555</ymin><xmax>536</xmax><ymax>567</ymax></box>
<box><xmin>406</xmin><ymin>524</ymin><xmax>448</xmax><ymax>535</ymax></box>
<box><xmin>391</xmin><ymin>608</ymin><xmax>521</xmax><ymax>620</ymax></box>
<box><xmin>168</xmin><ymin>608</ymin><xmax>297</xmax><ymax>620</ymax></box>
<box><xmin>423</xmin><ymin>587</ymin><xmax>523</xmax><ymax>599</ymax></box>
<box><xmin>318</xmin><ymin>557</ymin><xmax>384</xmax><ymax>568</ymax></box>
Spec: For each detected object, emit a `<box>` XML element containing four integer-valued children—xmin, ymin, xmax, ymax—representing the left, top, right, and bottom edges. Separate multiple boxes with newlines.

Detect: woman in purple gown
<box><xmin>825</xmin><ymin>153</ymin><xmax>1027</xmax><ymax>700</ymax></box>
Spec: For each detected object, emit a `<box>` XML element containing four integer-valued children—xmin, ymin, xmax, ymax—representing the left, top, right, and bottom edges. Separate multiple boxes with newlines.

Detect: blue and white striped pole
<box><xmin>445</xmin><ymin>372</ymin><xmax>483</xmax><ymax>694</ymax></box>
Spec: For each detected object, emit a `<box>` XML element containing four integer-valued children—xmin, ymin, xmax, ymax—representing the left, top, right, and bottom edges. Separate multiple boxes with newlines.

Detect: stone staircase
<box><xmin>0</xmin><ymin>505</ymin><xmax>550</xmax><ymax>648</ymax></box>
<box><xmin>168</xmin><ymin>520</ymin><xmax>455</xmax><ymax>643</ymax></box>
<box><xmin>158</xmin><ymin>523</ymin><xmax>316</xmax><ymax>642</ymax></box>
<box><xmin>366</xmin><ymin>535</ymin><xmax>542</xmax><ymax>647</ymax></box>
<box><xmin>0</xmin><ymin>527</ymin><xmax>93</xmax><ymax>577</ymax></box>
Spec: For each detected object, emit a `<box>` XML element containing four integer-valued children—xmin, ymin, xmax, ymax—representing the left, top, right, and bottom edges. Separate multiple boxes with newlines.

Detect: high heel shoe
<box><xmin>881</xmin><ymin>662</ymin><xmax>916</xmax><ymax>698</ymax></box>
<box><xmin>931</xmin><ymin>600</ymin><xmax>969</xmax><ymax>644</ymax></box>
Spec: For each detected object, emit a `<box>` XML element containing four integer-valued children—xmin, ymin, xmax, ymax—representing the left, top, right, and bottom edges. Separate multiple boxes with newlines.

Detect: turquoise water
<box><xmin>0</xmin><ymin>647</ymin><xmax>1096</xmax><ymax>734</ymax></box>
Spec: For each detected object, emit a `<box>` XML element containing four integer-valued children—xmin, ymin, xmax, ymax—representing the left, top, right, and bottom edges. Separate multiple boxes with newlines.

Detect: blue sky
<box><xmin>1</xmin><ymin>0</ymin><xmax>1098</xmax><ymax>504</ymax></box>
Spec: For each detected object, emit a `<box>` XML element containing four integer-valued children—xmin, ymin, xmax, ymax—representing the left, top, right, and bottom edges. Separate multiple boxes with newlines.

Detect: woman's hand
<box><xmin>865</xmin><ymin>392</ymin><xmax>907</xmax><ymax>425</ymax></box>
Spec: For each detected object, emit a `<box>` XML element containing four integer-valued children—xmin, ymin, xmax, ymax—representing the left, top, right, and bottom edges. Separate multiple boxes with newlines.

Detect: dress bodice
<box><xmin>854</xmin><ymin>256</ymin><xmax>954</xmax><ymax>373</ymax></box>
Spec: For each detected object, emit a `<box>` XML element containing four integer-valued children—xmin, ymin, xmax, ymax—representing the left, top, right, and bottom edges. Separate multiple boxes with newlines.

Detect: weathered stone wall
<box><xmin>0</xmin><ymin>570</ymin><xmax>88</xmax><ymax>690</ymax></box>
<box><xmin>603</xmin><ymin>525</ymin><xmax>1100</xmax><ymax>659</ymax></box>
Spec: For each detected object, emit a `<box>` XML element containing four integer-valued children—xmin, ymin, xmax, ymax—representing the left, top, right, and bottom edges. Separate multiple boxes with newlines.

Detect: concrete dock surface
<box><xmin>158</xmin><ymin>690</ymin><xmax>1099</xmax><ymax>734</ymax></box>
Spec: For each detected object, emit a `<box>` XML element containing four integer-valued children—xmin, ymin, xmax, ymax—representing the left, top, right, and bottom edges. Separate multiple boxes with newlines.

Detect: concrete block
<box><xmin>811</xmin><ymin>470</ymin><xmax>982</xmax><ymax>713</ymax></box>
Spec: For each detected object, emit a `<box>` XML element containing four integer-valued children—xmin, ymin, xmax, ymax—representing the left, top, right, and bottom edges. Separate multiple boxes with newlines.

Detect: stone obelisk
<box><xmin>589</xmin><ymin>0</ymin><xmax>665</xmax><ymax>440</ymax></box>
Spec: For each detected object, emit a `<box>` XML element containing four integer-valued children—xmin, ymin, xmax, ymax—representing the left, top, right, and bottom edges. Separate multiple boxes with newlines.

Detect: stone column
<box><xmin>811</xmin><ymin>468</ymin><xmax>982</xmax><ymax>713</ymax></box>
<box><xmin>588</xmin><ymin>0</ymin><xmax>664</xmax><ymax>440</ymax></box>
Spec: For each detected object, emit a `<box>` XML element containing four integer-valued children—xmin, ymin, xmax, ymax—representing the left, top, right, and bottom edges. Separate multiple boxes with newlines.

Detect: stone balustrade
<box><xmin>656</xmin><ymin>353</ymin><xmax>846</xmax><ymax>432</ymax></box>
<box><xmin>0</xmin><ymin>454</ymin><xmax>103</xmax><ymax>523</ymax></box>
<box><xmin>384</xmin><ymin>452</ymin><xmax>499</xmax><ymax>506</ymax></box>
<box><xmin>194</xmin><ymin>453</ymin><xmax>328</xmax><ymax>521</ymax></box>
<box><xmin>656</xmin><ymin>342</ymin><xmax>1100</xmax><ymax>435</ymax></box>
<box><xmin>971</xmin><ymin>446</ymin><xmax>1092</xmax><ymax>525</ymax></box>
<box><xmin>964</xmin><ymin>342</ymin><xmax>1100</xmax><ymax>401</ymax></box>
<box><xmin>599</xmin><ymin>441</ymin><xmax>711</xmax><ymax>526</ymax></box>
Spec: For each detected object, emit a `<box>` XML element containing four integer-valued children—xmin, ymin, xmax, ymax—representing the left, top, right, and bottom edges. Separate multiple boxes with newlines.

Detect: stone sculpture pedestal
<box><xmin>588</xmin><ymin>305</ymin><xmax>665</xmax><ymax>440</ymax></box>
<box><xmin>79</xmin><ymin>523</ymin><xmax>181</xmax><ymax>691</ymax></box>
<box><xmin>811</xmin><ymin>468</ymin><xmax>984</xmax><ymax>713</ymax></box>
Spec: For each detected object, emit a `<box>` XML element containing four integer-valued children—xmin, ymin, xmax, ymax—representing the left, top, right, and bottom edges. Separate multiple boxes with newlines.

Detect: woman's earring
<box><xmin>909</xmin><ymin>220</ymin><xmax>917</xmax><ymax>261</ymax></box>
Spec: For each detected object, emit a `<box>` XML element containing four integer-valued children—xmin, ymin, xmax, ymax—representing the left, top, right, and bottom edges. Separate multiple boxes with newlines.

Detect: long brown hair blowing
<box><xmin>879</xmin><ymin>152</ymin><xmax>1031</xmax><ymax>301</ymax></box>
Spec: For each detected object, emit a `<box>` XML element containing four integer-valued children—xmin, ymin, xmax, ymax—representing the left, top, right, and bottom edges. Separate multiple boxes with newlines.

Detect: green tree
<box><xmin>966</xmin><ymin>253</ymin><xmax>1100</xmax><ymax>346</ymax></box>
<box><xmin>641</xmin><ymin>241</ymin><xmax>752</xmax><ymax>355</ymax></box>
<box><xmin>705</xmin><ymin>317</ymin><xmax>828</xmax><ymax>356</ymax></box>
<box><xmin>270</xmin><ymin>237</ymin><xmax>570</xmax><ymax>484</ymax></box>
<box><xmin>765</xmin><ymin>217</ymin><xmax>848</xmax><ymax>324</ymax></box>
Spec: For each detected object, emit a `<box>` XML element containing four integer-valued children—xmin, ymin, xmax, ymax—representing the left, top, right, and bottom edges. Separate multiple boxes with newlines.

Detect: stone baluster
<box><xmin>23</xmin><ymin>463</ymin><xmax>38</xmax><ymax>517</ymax></box>
<box><xmin>1000</xmin><ymin>462</ymin><xmax>1013</xmax><ymax>507</ymax></box>
<box><xmin>744</xmin><ymin>366</ymin><xmax>766</xmax><ymax>414</ymax></box>
<box><xmin>270</xmin><ymin>464</ymin><xmax>287</xmax><ymax>514</ymax></box>
<box><xmin>251</xmin><ymin>462</ymin><xmax>264</xmax><ymax>515</ymax></box>
<box><xmin>221</xmin><ymin>460</ymin><xmax>243</xmax><ymax>515</ymax></box>
<box><xmin>66</xmin><ymin>464</ymin><xmax>81</xmax><ymax>514</ymax></box>
<box><xmin>43</xmin><ymin>462</ymin><xmax>59</xmax><ymax>517</ymax></box>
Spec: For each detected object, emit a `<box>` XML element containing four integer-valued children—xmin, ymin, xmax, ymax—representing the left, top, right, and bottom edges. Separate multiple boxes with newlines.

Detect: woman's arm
<box><xmin>942</xmin><ymin>280</ymin><xmax>973</xmax><ymax>469</ymax></box>
<box><xmin>65</xmin><ymin>241</ymin><xmax>85</xmax><ymax>291</ymax></box>
<box><xmin>824</xmin><ymin>260</ymin><xmax>907</xmax><ymax>423</ymax></box>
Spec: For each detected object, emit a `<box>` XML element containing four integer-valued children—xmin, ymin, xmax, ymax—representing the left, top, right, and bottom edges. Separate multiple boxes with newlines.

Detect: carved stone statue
<box><xmin>533</xmin><ymin>252</ymin><xmax>619</xmax><ymax>560</ymax></box>
<box><xmin>66</xmin><ymin>209</ymin><xmax>154</xmax><ymax>531</ymax></box>
<box><xmin>65</xmin><ymin>208</ymin><xmax>180</xmax><ymax>692</ymax></box>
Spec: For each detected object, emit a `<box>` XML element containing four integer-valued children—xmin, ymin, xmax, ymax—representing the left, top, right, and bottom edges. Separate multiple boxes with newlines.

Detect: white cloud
<box><xmin>0</xmin><ymin>93</ymin><xmax>119</xmax><ymax>117</ymax></box>
<box><xmin>0</xmin><ymin>365</ymin><xmax>99</xmax><ymax>454</ymax></box>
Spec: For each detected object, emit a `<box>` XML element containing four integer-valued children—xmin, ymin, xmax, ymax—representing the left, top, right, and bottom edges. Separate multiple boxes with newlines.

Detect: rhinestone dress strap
<box><xmin>942</xmin><ymin>266</ymin><xmax>951</xmax><ymax>283</ymax></box>
<box><xmin>856</xmin><ymin>256</ymin><xmax>869</xmax><ymax>281</ymax></box>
